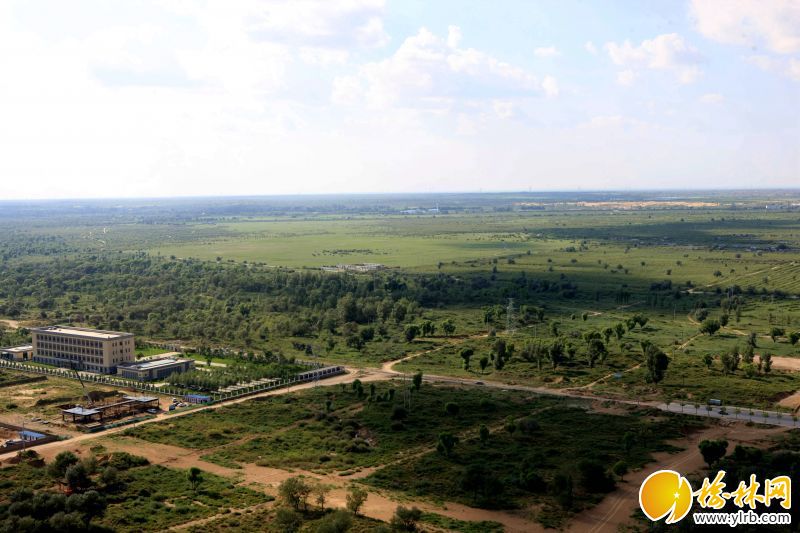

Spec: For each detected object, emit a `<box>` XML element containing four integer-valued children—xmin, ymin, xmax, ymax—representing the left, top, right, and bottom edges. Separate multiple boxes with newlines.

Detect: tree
<box><xmin>315</xmin><ymin>510</ymin><xmax>352</xmax><ymax>533</ymax></box>
<box><xmin>391</xmin><ymin>506</ymin><xmax>422</xmax><ymax>531</ymax></box>
<box><xmin>346</xmin><ymin>485</ymin><xmax>368</xmax><ymax>515</ymax></box>
<box><xmin>789</xmin><ymin>332</ymin><xmax>800</xmax><ymax>346</ymax></box>
<box><xmin>613</xmin><ymin>323</ymin><xmax>625</xmax><ymax>341</ymax></box>
<box><xmin>441</xmin><ymin>319</ymin><xmax>456</xmax><ymax>337</ymax></box>
<box><xmin>645</xmin><ymin>344</ymin><xmax>669</xmax><ymax>383</ymax></box>
<box><xmin>762</xmin><ymin>353</ymin><xmax>773</xmax><ymax>374</ymax></box>
<box><xmin>445</xmin><ymin>402</ymin><xmax>460</xmax><ymax>417</ymax></box>
<box><xmin>459</xmin><ymin>348</ymin><xmax>473</xmax><ymax>370</ymax></box>
<box><xmin>602</xmin><ymin>327</ymin><xmax>613</xmax><ymax>344</ymax></box>
<box><xmin>578</xmin><ymin>460</ymin><xmax>615</xmax><ymax>493</ymax></box>
<box><xmin>187</xmin><ymin>467</ymin><xmax>203</xmax><ymax>494</ymax></box>
<box><xmin>549</xmin><ymin>338</ymin><xmax>565</xmax><ymax>370</ymax></box>
<box><xmin>505</xmin><ymin>419</ymin><xmax>517</xmax><ymax>437</ymax></box>
<box><xmin>279</xmin><ymin>476</ymin><xmax>313</xmax><ymax>511</ymax></box>
<box><xmin>274</xmin><ymin>508</ymin><xmax>302</xmax><ymax>533</ymax></box>
<box><xmin>420</xmin><ymin>321</ymin><xmax>436</xmax><ymax>337</ymax></box>
<box><xmin>48</xmin><ymin>451</ymin><xmax>79</xmax><ymax>480</ymax></box>
<box><xmin>436</xmin><ymin>432</ymin><xmax>459</xmax><ymax>457</ymax></box>
<box><xmin>700</xmin><ymin>319</ymin><xmax>721</xmax><ymax>336</ymax></box>
<box><xmin>65</xmin><ymin>463</ymin><xmax>91</xmax><ymax>492</ymax></box>
<box><xmin>100</xmin><ymin>467</ymin><xmax>119</xmax><ymax>490</ymax></box>
<box><xmin>698</xmin><ymin>439</ymin><xmax>728</xmax><ymax>467</ymax></box>
<box><xmin>770</xmin><ymin>327</ymin><xmax>785</xmax><ymax>342</ymax></box>
<box><xmin>479</xmin><ymin>356</ymin><xmax>489</xmax><ymax>373</ymax></box>
<box><xmin>549</xmin><ymin>473</ymin><xmax>573</xmax><ymax>509</ymax></box>
<box><xmin>720</xmin><ymin>349</ymin><xmax>740</xmax><ymax>375</ymax></box>
<box><xmin>587</xmin><ymin>338</ymin><xmax>607</xmax><ymax>368</ymax></box>
<box><xmin>479</xmin><ymin>424</ymin><xmax>490</xmax><ymax>446</ymax></box>
<box><xmin>703</xmin><ymin>353</ymin><xmax>714</xmax><ymax>370</ymax></box>
<box><xmin>314</xmin><ymin>483</ymin><xmax>331</xmax><ymax>511</ymax></box>
<box><xmin>622</xmin><ymin>432</ymin><xmax>635</xmax><ymax>454</ymax></box>
<box><xmin>412</xmin><ymin>372</ymin><xmax>423</xmax><ymax>391</ymax></box>
<box><xmin>612</xmin><ymin>460</ymin><xmax>628</xmax><ymax>480</ymax></box>
<box><xmin>404</xmin><ymin>324</ymin><xmax>421</xmax><ymax>342</ymax></box>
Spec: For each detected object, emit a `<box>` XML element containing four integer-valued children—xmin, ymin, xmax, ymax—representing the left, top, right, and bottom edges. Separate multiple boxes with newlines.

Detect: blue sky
<box><xmin>0</xmin><ymin>0</ymin><xmax>798</xmax><ymax>199</ymax></box>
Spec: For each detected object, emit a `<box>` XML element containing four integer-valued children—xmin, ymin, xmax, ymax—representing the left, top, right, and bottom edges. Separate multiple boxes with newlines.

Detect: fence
<box><xmin>0</xmin><ymin>358</ymin><xmax>346</xmax><ymax>403</ymax></box>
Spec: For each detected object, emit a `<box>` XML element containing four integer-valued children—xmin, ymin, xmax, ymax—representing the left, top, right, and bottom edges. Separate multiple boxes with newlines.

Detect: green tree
<box><xmin>346</xmin><ymin>485</ymin><xmax>368</xmax><ymax>515</ymax></box>
<box><xmin>48</xmin><ymin>451</ymin><xmax>79</xmax><ymax>480</ymax></box>
<box><xmin>586</xmin><ymin>338</ymin><xmax>607</xmax><ymax>368</ymax></box>
<box><xmin>65</xmin><ymin>463</ymin><xmax>91</xmax><ymax>492</ymax></box>
<box><xmin>390</xmin><ymin>506</ymin><xmax>422</xmax><ymax>532</ymax></box>
<box><xmin>644</xmin><ymin>344</ymin><xmax>670</xmax><ymax>383</ymax></box>
<box><xmin>703</xmin><ymin>353</ymin><xmax>714</xmax><ymax>369</ymax></box>
<box><xmin>404</xmin><ymin>324</ymin><xmax>420</xmax><ymax>342</ymax></box>
<box><xmin>479</xmin><ymin>356</ymin><xmax>489</xmax><ymax>373</ymax></box>
<box><xmin>441</xmin><ymin>319</ymin><xmax>456</xmax><ymax>337</ymax></box>
<box><xmin>770</xmin><ymin>327</ymin><xmax>785</xmax><ymax>342</ymax></box>
<box><xmin>612</xmin><ymin>460</ymin><xmax>628</xmax><ymax>480</ymax></box>
<box><xmin>762</xmin><ymin>353</ymin><xmax>773</xmax><ymax>374</ymax></box>
<box><xmin>479</xmin><ymin>424</ymin><xmax>490</xmax><ymax>446</ymax></box>
<box><xmin>700</xmin><ymin>319</ymin><xmax>721</xmax><ymax>336</ymax></box>
<box><xmin>278</xmin><ymin>476</ymin><xmax>313</xmax><ymax>511</ymax></box>
<box><xmin>698</xmin><ymin>439</ymin><xmax>728</xmax><ymax>467</ymax></box>
<box><xmin>274</xmin><ymin>508</ymin><xmax>302</xmax><ymax>533</ymax></box>
<box><xmin>412</xmin><ymin>371</ymin><xmax>423</xmax><ymax>391</ymax></box>
<box><xmin>459</xmin><ymin>348</ymin><xmax>473</xmax><ymax>370</ymax></box>
<box><xmin>187</xmin><ymin>467</ymin><xmax>203</xmax><ymax>494</ymax></box>
<box><xmin>436</xmin><ymin>432</ymin><xmax>459</xmax><ymax>457</ymax></box>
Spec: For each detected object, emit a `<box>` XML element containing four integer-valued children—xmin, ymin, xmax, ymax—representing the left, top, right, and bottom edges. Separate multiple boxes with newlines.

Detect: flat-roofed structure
<box><xmin>31</xmin><ymin>325</ymin><xmax>134</xmax><ymax>374</ymax></box>
<box><xmin>0</xmin><ymin>344</ymin><xmax>33</xmax><ymax>361</ymax></box>
<box><xmin>61</xmin><ymin>395</ymin><xmax>159</xmax><ymax>424</ymax></box>
<box><xmin>117</xmin><ymin>357</ymin><xmax>194</xmax><ymax>381</ymax></box>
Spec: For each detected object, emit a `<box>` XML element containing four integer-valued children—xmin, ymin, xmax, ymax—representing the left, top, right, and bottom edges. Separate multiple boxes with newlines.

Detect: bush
<box><xmin>274</xmin><ymin>507</ymin><xmax>303</xmax><ymax>533</ymax></box>
<box><xmin>390</xmin><ymin>506</ymin><xmax>422</xmax><ymax>531</ymax></box>
<box><xmin>578</xmin><ymin>460</ymin><xmax>615</xmax><ymax>493</ymax></box>
<box><xmin>314</xmin><ymin>510</ymin><xmax>352</xmax><ymax>533</ymax></box>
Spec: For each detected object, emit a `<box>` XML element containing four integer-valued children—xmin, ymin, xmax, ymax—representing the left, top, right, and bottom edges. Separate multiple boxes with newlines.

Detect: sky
<box><xmin>0</xmin><ymin>0</ymin><xmax>798</xmax><ymax>200</ymax></box>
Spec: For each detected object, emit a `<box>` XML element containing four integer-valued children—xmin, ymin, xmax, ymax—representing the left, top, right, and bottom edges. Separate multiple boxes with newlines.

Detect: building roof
<box><xmin>62</xmin><ymin>407</ymin><xmax>101</xmax><ymax>416</ymax></box>
<box><xmin>31</xmin><ymin>325</ymin><xmax>132</xmax><ymax>340</ymax></box>
<box><xmin>1</xmin><ymin>345</ymin><xmax>33</xmax><ymax>353</ymax></box>
<box><xmin>123</xmin><ymin>395</ymin><xmax>159</xmax><ymax>403</ymax></box>
<box><xmin>118</xmin><ymin>357</ymin><xmax>192</xmax><ymax>371</ymax></box>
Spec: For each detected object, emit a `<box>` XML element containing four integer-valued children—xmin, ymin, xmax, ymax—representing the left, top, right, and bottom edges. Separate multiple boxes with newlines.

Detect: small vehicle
<box><xmin>475</xmin><ymin>381</ymin><xmax>485</xmax><ymax>386</ymax></box>
<box><xmin>146</xmin><ymin>408</ymin><xmax>158</xmax><ymax>414</ymax></box>
<box><xmin>168</xmin><ymin>404</ymin><xmax>176</xmax><ymax>411</ymax></box>
<box><xmin>171</xmin><ymin>398</ymin><xmax>179</xmax><ymax>404</ymax></box>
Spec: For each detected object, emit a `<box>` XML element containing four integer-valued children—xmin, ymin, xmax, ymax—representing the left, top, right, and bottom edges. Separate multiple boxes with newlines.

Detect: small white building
<box><xmin>0</xmin><ymin>345</ymin><xmax>33</xmax><ymax>361</ymax></box>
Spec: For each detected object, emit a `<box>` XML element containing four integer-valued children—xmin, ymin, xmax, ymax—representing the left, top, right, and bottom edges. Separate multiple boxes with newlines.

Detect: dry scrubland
<box><xmin>1</xmin><ymin>192</ymin><xmax>800</xmax><ymax>530</ymax></box>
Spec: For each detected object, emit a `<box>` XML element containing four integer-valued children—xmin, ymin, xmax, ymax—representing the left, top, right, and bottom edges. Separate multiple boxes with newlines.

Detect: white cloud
<box><xmin>585</xmin><ymin>41</ymin><xmax>598</xmax><ymax>55</ymax></box>
<box><xmin>534</xmin><ymin>46</ymin><xmax>560</xmax><ymax>58</ymax></box>
<box><xmin>617</xmin><ymin>69</ymin><xmax>637</xmax><ymax>86</ymax></box>
<box><xmin>606</xmin><ymin>33</ymin><xmax>703</xmax><ymax>84</ymax></box>
<box><xmin>332</xmin><ymin>26</ymin><xmax>558</xmax><ymax>111</ymax></box>
<box><xmin>492</xmin><ymin>100</ymin><xmax>515</xmax><ymax>119</ymax></box>
<box><xmin>690</xmin><ymin>0</ymin><xmax>800</xmax><ymax>54</ymax></box>
<box><xmin>245</xmin><ymin>0</ymin><xmax>390</xmax><ymax>49</ymax></box>
<box><xmin>746</xmin><ymin>54</ymin><xmax>800</xmax><ymax>81</ymax></box>
<box><xmin>700</xmin><ymin>92</ymin><xmax>724</xmax><ymax>103</ymax></box>
<box><xmin>541</xmin><ymin>75</ymin><xmax>559</xmax><ymax>97</ymax></box>
<box><xmin>446</xmin><ymin>25</ymin><xmax>462</xmax><ymax>49</ymax></box>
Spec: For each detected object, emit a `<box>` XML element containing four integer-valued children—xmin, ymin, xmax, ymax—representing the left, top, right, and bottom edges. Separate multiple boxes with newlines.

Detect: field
<box><xmin>1</xmin><ymin>191</ymin><xmax>800</xmax><ymax>530</ymax></box>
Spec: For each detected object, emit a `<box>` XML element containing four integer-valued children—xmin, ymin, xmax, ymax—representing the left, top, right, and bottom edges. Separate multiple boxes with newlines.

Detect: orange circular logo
<box><xmin>639</xmin><ymin>469</ymin><xmax>694</xmax><ymax>524</ymax></box>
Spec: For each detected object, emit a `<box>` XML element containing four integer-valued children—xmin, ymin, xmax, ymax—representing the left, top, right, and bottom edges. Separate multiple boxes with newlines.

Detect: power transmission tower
<box><xmin>506</xmin><ymin>298</ymin><xmax>516</xmax><ymax>336</ymax></box>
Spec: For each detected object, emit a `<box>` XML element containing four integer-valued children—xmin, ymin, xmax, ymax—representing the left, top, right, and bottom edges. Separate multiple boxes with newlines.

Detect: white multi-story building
<box><xmin>31</xmin><ymin>325</ymin><xmax>135</xmax><ymax>374</ymax></box>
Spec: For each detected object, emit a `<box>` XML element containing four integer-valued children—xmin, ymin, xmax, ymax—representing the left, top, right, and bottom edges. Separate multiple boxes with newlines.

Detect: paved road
<box><xmin>660</xmin><ymin>401</ymin><xmax>798</xmax><ymax>428</ymax></box>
